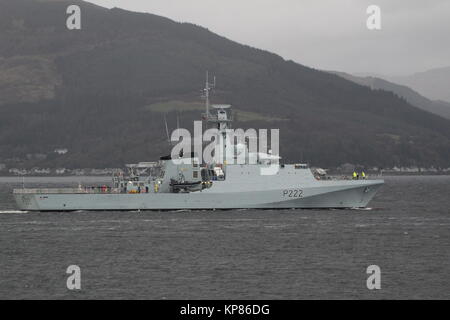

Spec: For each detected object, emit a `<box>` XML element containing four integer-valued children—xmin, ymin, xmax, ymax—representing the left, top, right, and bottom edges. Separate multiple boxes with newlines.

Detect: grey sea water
<box><xmin>0</xmin><ymin>175</ymin><xmax>449</xmax><ymax>299</ymax></box>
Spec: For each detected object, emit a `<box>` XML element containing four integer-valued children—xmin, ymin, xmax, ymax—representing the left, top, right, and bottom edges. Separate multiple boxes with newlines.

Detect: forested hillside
<box><xmin>1</xmin><ymin>0</ymin><xmax>449</xmax><ymax>170</ymax></box>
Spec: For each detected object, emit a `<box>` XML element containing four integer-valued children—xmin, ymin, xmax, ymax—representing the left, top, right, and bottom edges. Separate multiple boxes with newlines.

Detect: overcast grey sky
<box><xmin>85</xmin><ymin>0</ymin><xmax>450</xmax><ymax>75</ymax></box>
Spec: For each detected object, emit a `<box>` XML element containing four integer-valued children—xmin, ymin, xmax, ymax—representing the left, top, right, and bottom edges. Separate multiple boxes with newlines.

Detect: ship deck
<box><xmin>13</xmin><ymin>188</ymin><xmax>121</xmax><ymax>194</ymax></box>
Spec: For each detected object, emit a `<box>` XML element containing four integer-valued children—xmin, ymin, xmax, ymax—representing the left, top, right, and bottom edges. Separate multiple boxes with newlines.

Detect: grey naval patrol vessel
<box><xmin>14</xmin><ymin>76</ymin><xmax>383</xmax><ymax>211</ymax></box>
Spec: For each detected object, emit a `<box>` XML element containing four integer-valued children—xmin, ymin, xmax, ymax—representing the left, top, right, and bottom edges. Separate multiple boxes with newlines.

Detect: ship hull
<box><xmin>14</xmin><ymin>180</ymin><xmax>383</xmax><ymax>211</ymax></box>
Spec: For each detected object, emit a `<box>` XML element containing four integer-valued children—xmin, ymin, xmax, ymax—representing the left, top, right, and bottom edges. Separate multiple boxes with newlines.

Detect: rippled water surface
<box><xmin>0</xmin><ymin>175</ymin><xmax>449</xmax><ymax>299</ymax></box>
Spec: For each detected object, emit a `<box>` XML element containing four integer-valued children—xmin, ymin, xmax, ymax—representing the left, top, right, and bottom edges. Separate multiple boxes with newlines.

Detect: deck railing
<box><xmin>13</xmin><ymin>188</ymin><xmax>120</xmax><ymax>194</ymax></box>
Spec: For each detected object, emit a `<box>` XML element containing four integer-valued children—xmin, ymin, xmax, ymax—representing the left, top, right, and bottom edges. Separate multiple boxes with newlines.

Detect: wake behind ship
<box><xmin>13</xmin><ymin>76</ymin><xmax>383</xmax><ymax>211</ymax></box>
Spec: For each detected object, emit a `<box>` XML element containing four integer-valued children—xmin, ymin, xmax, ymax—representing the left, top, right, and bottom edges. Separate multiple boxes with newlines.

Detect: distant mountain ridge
<box><xmin>0</xmin><ymin>0</ymin><xmax>450</xmax><ymax>169</ymax></box>
<box><xmin>331</xmin><ymin>71</ymin><xmax>450</xmax><ymax>120</ymax></box>
<box><xmin>389</xmin><ymin>67</ymin><xmax>450</xmax><ymax>103</ymax></box>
